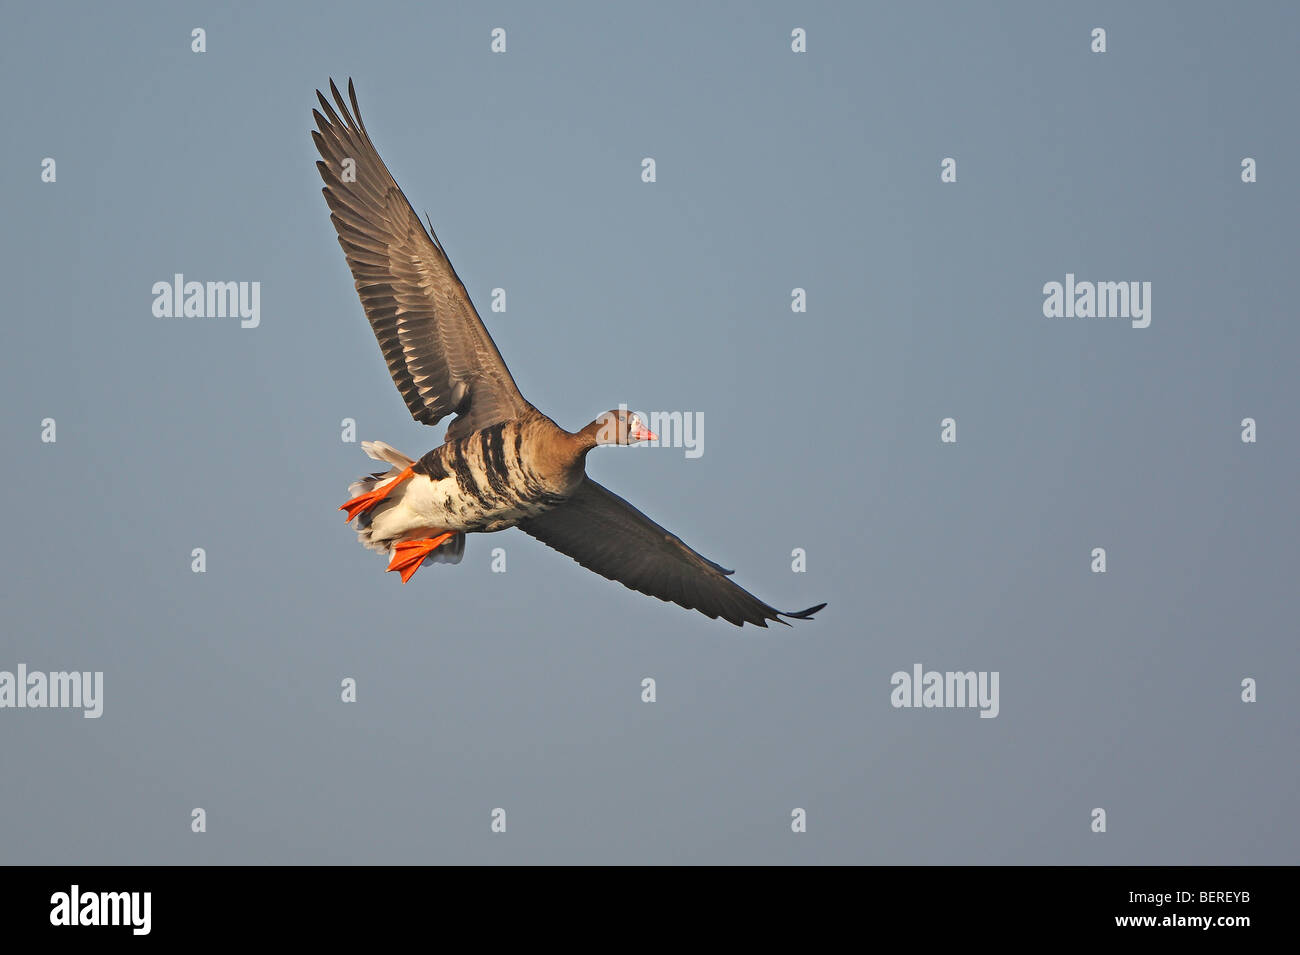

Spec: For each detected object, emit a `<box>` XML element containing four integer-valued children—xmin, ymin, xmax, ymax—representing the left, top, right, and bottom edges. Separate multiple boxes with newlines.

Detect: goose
<box><xmin>311</xmin><ymin>79</ymin><xmax>826</xmax><ymax>628</ymax></box>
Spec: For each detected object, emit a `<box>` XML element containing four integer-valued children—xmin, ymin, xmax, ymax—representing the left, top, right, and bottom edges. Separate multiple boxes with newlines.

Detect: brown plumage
<box><xmin>313</xmin><ymin>79</ymin><xmax>825</xmax><ymax>627</ymax></box>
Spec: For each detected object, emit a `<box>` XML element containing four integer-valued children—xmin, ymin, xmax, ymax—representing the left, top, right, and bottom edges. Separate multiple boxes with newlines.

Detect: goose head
<box><xmin>586</xmin><ymin>408</ymin><xmax>658</xmax><ymax>447</ymax></box>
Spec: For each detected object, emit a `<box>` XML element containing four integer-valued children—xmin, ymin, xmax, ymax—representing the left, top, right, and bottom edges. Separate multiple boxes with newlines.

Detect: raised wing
<box><xmin>519</xmin><ymin>478</ymin><xmax>827</xmax><ymax>628</ymax></box>
<box><xmin>312</xmin><ymin>78</ymin><xmax>529</xmax><ymax>440</ymax></box>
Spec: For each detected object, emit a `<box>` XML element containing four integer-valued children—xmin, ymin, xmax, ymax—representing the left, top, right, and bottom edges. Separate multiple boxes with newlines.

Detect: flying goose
<box><xmin>312</xmin><ymin>79</ymin><xmax>825</xmax><ymax>627</ymax></box>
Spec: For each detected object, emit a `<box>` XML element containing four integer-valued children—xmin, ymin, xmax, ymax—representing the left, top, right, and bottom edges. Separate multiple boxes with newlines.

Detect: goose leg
<box><xmin>340</xmin><ymin>466</ymin><xmax>414</xmax><ymax>522</ymax></box>
<box><xmin>386</xmin><ymin>532</ymin><xmax>457</xmax><ymax>583</ymax></box>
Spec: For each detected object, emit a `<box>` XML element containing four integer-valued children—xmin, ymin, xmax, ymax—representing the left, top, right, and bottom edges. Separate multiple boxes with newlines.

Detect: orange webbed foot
<box><xmin>386</xmin><ymin>532</ymin><xmax>457</xmax><ymax>583</ymax></box>
<box><xmin>340</xmin><ymin>466</ymin><xmax>414</xmax><ymax>523</ymax></box>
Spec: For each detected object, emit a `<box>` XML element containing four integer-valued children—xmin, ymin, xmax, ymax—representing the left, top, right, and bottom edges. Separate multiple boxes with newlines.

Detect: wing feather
<box><xmin>312</xmin><ymin>78</ymin><xmax>529</xmax><ymax>438</ymax></box>
<box><xmin>519</xmin><ymin>479</ymin><xmax>826</xmax><ymax>628</ymax></box>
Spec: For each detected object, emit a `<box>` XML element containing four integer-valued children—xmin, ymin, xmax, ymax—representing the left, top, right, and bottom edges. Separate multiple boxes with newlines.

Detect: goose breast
<box><xmin>410</xmin><ymin>417</ymin><xmax>579</xmax><ymax>532</ymax></box>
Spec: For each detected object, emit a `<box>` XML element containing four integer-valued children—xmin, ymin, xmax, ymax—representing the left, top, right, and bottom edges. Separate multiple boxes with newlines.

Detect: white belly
<box><xmin>368</xmin><ymin>472</ymin><xmax>554</xmax><ymax>541</ymax></box>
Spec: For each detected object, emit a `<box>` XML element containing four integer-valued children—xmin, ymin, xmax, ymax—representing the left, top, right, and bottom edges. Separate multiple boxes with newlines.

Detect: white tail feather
<box><xmin>347</xmin><ymin>441</ymin><xmax>465</xmax><ymax>566</ymax></box>
<box><xmin>362</xmin><ymin>440</ymin><xmax>414</xmax><ymax>467</ymax></box>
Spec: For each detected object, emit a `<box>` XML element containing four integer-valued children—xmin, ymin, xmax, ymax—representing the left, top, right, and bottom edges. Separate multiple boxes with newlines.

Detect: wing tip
<box><xmin>779</xmin><ymin>601</ymin><xmax>827</xmax><ymax>622</ymax></box>
<box><xmin>737</xmin><ymin>600</ymin><xmax>827</xmax><ymax>628</ymax></box>
<box><xmin>315</xmin><ymin>77</ymin><xmax>362</xmax><ymax>134</ymax></box>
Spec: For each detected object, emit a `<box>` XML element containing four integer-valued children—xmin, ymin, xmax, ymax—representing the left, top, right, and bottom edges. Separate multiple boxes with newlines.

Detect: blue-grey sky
<box><xmin>1</xmin><ymin>1</ymin><xmax>1296</xmax><ymax>863</ymax></box>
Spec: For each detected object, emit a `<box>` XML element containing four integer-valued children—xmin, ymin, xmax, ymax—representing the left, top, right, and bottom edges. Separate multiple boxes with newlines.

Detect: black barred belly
<box><xmin>413</xmin><ymin>423</ymin><xmax>567</xmax><ymax>532</ymax></box>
